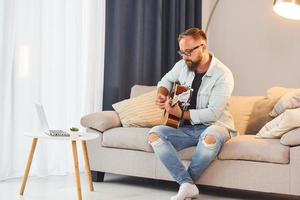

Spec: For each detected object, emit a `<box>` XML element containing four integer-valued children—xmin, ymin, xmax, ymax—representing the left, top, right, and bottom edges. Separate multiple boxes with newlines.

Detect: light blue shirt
<box><xmin>158</xmin><ymin>54</ymin><xmax>237</xmax><ymax>136</ymax></box>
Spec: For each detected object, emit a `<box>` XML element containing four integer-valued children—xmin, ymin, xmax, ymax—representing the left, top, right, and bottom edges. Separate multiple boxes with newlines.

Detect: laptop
<box><xmin>35</xmin><ymin>103</ymin><xmax>70</xmax><ymax>137</ymax></box>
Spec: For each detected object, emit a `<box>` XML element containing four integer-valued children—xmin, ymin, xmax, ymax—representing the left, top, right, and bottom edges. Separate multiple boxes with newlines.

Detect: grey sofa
<box><xmin>80</xmin><ymin>85</ymin><xmax>300</xmax><ymax>197</ymax></box>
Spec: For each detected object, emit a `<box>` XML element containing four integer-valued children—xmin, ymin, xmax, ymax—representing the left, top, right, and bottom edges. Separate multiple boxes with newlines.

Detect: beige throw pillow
<box><xmin>256</xmin><ymin>107</ymin><xmax>300</xmax><ymax>138</ymax></box>
<box><xmin>267</xmin><ymin>87</ymin><xmax>296</xmax><ymax>99</ymax></box>
<box><xmin>228</xmin><ymin>96</ymin><xmax>264</xmax><ymax>135</ymax></box>
<box><xmin>112</xmin><ymin>90</ymin><xmax>164</xmax><ymax>127</ymax></box>
<box><xmin>270</xmin><ymin>89</ymin><xmax>300</xmax><ymax>117</ymax></box>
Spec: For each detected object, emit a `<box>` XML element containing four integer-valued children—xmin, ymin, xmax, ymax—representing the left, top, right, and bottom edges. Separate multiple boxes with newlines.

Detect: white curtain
<box><xmin>0</xmin><ymin>0</ymin><xmax>105</xmax><ymax>180</ymax></box>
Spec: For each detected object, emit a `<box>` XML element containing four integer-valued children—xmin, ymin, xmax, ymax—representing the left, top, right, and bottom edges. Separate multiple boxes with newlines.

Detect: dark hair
<box><xmin>178</xmin><ymin>28</ymin><xmax>207</xmax><ymax>42</ymax></box>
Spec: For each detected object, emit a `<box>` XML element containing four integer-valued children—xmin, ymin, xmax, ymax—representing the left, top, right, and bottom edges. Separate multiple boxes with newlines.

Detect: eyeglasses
<box><xmin>177</xmin><ymin>44</ymin><xmax>203</xmax><ymax>57</ymax></box>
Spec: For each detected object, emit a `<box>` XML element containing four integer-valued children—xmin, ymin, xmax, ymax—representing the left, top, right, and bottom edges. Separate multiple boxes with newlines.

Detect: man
<box><xmin>148</xmin><ymin>28</ymin><xmax>236</xmax><ymax>200</ymax></box>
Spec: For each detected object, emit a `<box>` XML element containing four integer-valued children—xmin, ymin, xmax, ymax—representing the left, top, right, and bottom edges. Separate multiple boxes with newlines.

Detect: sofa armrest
<box><xmin>80</xmin><ymin>111</ymin><xmax>121</xmax><ymax>132</ymax></box>
<box><xmin>280</xmin><ymin>127</ymin><xmax>300</xmax><ymax>146</ymax></box>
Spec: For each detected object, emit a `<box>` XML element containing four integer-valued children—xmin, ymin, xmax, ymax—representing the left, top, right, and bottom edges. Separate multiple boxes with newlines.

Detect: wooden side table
<box><xmin>19</xmin><ymin>132</ymin><xmax>99</xmax><ymax>200</ymax></box>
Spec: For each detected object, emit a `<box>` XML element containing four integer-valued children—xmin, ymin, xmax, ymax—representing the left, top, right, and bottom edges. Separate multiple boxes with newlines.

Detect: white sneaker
<box><xmin>170</xmin><ymin>183</ymin><xmax>199</xmax><ymax>200</ymax></box>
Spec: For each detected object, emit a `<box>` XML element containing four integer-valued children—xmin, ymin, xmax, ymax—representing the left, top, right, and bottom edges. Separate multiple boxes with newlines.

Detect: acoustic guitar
<box><xmin>161</xmin><ymin>83</ymin><xmax>193</xmax><ymax>128</ymax></box>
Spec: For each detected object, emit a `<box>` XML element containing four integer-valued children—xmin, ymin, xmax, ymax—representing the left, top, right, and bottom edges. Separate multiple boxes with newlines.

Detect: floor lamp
<box><xmin>205</xmin><ymin>0</ymin><xmax>300</xmax><ymax>34</ymax></box>
<box><xmin>273</xmin><ymin>0</ymin><xmax>300</xmax><ymax>20</ymax></box>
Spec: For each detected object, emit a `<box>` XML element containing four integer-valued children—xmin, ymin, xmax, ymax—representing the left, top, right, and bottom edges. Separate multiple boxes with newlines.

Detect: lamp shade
<box><xmin>273</xmin><ymin>0</ymin><xmax>300</xmax><ymax>20</ymax></box>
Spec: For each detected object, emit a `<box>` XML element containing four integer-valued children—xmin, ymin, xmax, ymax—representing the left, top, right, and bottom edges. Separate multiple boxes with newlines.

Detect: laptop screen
<box><xmin>35</xmin><ymin>103</ymin><xmax>50</xmax><ymax>133</ymax></box>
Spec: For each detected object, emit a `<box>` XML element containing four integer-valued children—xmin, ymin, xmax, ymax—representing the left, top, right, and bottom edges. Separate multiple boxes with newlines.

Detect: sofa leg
<box><xmin>91</xmin><ymin>170</ymin><xmax>105</xmax><ymax>182</ymax></box>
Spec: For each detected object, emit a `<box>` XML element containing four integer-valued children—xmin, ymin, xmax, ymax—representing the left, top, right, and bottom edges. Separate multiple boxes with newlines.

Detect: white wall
<box><xmin>202</xmin><ymin>0</ymin><xmax>300</xmax><ymax>95</ymax></box>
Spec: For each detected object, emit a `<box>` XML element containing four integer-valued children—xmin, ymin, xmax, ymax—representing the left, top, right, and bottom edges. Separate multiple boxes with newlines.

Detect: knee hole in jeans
<box><xmin>148</xmin><ymin>133</ymin><xmax>164</xmax><ymax>147</ymax></box>
<box><xmin>202</xmin><ymin>135</ymin><xmax>217</xmax><ymax>149</ymax></box>
<box><xmin>148</xmin><ymin>133</ymin><xmax>160</xmax><ymax>142</ymax></box>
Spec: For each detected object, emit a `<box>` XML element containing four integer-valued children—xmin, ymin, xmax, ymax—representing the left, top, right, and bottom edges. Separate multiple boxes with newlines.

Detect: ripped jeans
<box><xmin>148</xmin><ymin>124</ymin><xmax>230</xmax><ymax>185</ymax></box>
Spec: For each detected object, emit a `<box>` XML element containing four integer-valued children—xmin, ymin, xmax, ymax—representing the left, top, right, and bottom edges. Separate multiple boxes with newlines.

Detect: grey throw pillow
<box><xmin>270</xmin><ymin>89</ymin><xmax>300</xmax><ymax>117</ymax></box>
<box><xmin>280</xmin><ymin>127</ymin><xmax>300</xmax><ymax>146</ymax></box>
<box><xmin>80</xmin><ymin>111</ymin><xmax>121</xmax><ymax>132</ymax></box>
<box><xmin>245</xmin><ymin>97</ymin><xmax>277</xmax><ymax>135</ymax></box>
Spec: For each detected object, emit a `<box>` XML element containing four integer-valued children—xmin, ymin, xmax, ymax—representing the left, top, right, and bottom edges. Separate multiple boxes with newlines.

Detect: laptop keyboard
<box><xmin>49</xmin><ymin>130</ymin><xmax>70</xmax><ymax>136</ymax></box>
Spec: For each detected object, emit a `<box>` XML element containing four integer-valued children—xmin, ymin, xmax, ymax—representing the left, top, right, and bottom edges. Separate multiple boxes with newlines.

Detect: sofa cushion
<box><xmin>280</xmin><ymin>127</ymin><xmax>300</xmax><ymax>146</ymax></box>
<box><xmin>178</xmin><ymin>147</ymin><xmax>196</xmax><ymax>160</ymax></box>
<box><xmin>244</xmin><ymin>97</ymin><xmax>277</xmax><ymax>135</ymax></box>
<box><xmin>102</xmin><ymin>127</ymin><xmax>198</xmax><ymax>160</ymax></box>
<box><xmin>102</xmin><ymin>129</ymin><xmax>290</xmax><ymax>164</ymax></box>
<box><xmin>270</xmin><ymin>89</ymin><xmax>300</xmax><ymax>117</ymax></box>
<box><xmin>256</xmin><ymin>107</ymin><xmax>300</xmax><ymax>138</ymax></box>
<box><xmin>102</xmin><ymin>127</ymin><xmax>154</xmax><ymax>152</ymax></box>
<box><xmin>130</xmin><ymin>85</ymin><xmax>157</xmax><ymax>98</ymax></box>
<box><xmin>218</xmin><ymin>135</ymin><xmax>289</xmax><ymax>164</ymax></box>
<box><xmin>228</xmin><ymin>96</ymin><xmax>264</xmax><ymax>135</ymax></box>
<box><xmin>112</xmin><ymin>90</ymin><xmax>164</xmax><ymax>128</ymax></box>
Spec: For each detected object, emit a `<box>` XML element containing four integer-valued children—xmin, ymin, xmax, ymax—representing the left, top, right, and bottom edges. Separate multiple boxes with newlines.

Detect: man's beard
<box><xmin>185</xmin><ymin>54</ymin><xmax>202</xmax><ymax>71</ymax></box>
<box><xmin>185</xmin><ymin>60</ymin><xmax>197</xmax><ymax>71</ymax></box>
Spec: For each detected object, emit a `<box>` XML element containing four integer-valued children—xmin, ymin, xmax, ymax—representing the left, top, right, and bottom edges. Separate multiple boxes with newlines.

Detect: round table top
<box><xmin>24</xmin><ymin>131</ymin><xmax>99</xmax><ymax>141</ymax></box>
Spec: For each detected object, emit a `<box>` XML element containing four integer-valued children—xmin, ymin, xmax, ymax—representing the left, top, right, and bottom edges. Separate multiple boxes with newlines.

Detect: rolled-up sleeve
<box><xmin>157</xmin><ymin>61</ymin><xmax>183</xmax><ymax>91</ymax></box>
<box><xmin>189</xmin><ymin>71</ymin><xmax>234</xmax><ymax>124</ymax></box>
